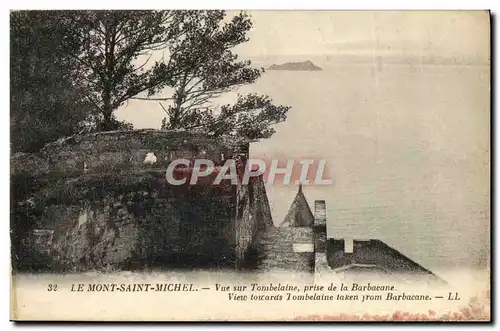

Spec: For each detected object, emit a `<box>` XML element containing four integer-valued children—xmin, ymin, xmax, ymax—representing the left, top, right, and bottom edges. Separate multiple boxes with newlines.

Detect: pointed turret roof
<box><xmin>279</xmin><ymin>184</ymin><xmax>315</xmax><ymax>227</ymax></box>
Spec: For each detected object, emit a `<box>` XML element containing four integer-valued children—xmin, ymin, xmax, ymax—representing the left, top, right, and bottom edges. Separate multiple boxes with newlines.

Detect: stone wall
<box><xmin>256</xmin><ymin>227</ymin><xmax>315</xmax><ymax>273</ymax></box>
<box><xmin>11</xmin><ymin>129</ymin><xmax>249</xmax><ymax>177</ymax></box>
<box><xmin>11</xmin><ymin>129</ymin><xmax>272</xmax><ymax>272</ymax></box>
<box><xmin>325</xmin><ymin>239</ymin><xmax>446</xmax><ymax>284</ymax></box>
<box><xmin>233</xmin><ymin>175</ymin><xmax>273</xmax><ymax>265</ymax></box>
<box><xmin>15</xmin><ymin>178</ymin><xmax>240</xmax><ymax>271</ymax></box>
<box><xmin>313</xmin><ymin>200</ymin><xmax>328</xmax><ymax>273</ymax></box>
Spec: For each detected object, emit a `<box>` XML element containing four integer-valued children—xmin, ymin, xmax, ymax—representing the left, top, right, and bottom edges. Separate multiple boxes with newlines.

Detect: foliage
<box><xmin>153</xmin><ymin>11</ymin><xmax>291</xmax><ymax>140</ymax></box>
<box><xmin>10</xmin><ymin>11</ymin><xmax>91</xmax><ymax>152</ymax></box>
<box><xmin>64</xmin><ymin>10</ymin><xmax>190</xmax><ymax>130</ymax></box>
<box><xmin>11</xmin><ymin>10</ymin><xmax>289</xmax><ymax>148</ymax></box>
<box><xmin>62</xmin><ymin>10</ymin><xmax>289</xmax><ymax>139</ymax></box>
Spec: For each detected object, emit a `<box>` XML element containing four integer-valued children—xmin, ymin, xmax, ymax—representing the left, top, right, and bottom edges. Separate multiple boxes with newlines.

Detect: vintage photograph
<box><xmin>10</xmin><ymin>10</ymin><xmax>490</xmax><ymax>321</ymax></box>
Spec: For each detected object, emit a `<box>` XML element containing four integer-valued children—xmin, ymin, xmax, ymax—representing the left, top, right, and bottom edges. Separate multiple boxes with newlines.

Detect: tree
<box><xmin>65</xmin><ymin>10</ymin><xmax>191</xmax><ymax>131</ymax></box>
<box><xmin>68</xmin><ymin>10</ymin><xmax>290</xmax><ymax>139</ymax></box>
<box><xmin>10</xmin><ymin>11</ymin><xmax>92</xmax><ymax>152</ymax></box>
<box><xmin>153</xmin><ymin>11</ymin><xmax>289</xmax><ymax>140</ymax></box>
<box><xmin>11</xmin><ymin>11</ymin><xmax>289</xmax><ymax>141</ymax></box>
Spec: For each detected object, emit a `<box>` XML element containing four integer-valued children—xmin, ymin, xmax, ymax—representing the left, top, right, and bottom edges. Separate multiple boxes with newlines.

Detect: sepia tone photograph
<box><xmin>9</xmin><ymin>9</ymin><xmax>490</xmax><ymax>322</ymax></box>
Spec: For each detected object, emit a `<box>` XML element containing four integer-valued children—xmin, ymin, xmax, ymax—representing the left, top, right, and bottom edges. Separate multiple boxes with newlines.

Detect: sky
<box><xmin>233</xmin><ymin>11</ymin><xmax>490</xmax><ymax>61</ymax></box>
<box><xmin>116</xmin><ymin>11</ymin><xmax>490</xmax><ymax>129</ymax></box>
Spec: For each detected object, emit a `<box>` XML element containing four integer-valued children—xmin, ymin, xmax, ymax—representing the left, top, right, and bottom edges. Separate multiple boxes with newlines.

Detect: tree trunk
<box><xmin>99</xmin><ymin>90</ymin><xmax>113</xmax><ymax>131</ymax></box>
<box><xmin>100</xmin><ymin>15</ymin><xmax>116</xmax><ymax>132</ymax></box>
<box><xmin>169</xmin><ymin>105</ymin><xmax>181</xmax><ymax>129</ymax></box>
<box><xmin>101</xmin><ymin>111</ymin><xmax>113</xmax><ymax>131</ymax></box>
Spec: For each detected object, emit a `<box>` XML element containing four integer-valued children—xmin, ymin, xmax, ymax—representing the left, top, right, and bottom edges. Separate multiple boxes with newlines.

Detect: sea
<box><xmin>116</xmin><ymin>56</ymin><xmax>491</xmax><ymax>274</ymax></box>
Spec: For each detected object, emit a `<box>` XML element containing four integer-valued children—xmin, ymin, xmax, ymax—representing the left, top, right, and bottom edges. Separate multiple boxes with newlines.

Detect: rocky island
<box><xmin>267</xmin><ymin>60</ymin><xmax>322</xmax><ymax>71</ymax></box>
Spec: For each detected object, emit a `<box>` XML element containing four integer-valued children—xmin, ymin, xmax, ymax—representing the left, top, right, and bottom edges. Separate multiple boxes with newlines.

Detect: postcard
<box><xmin>10</xmin><ymin>10</ymin><xmax>490</xmax><ymax>321</ymax></box>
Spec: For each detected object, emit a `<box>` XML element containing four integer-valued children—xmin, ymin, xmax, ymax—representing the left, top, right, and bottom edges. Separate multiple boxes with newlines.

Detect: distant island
<box><xmin>267</xmin><ymin>60</ymin><xmax>322</xmax><ymax>71</ymax></box>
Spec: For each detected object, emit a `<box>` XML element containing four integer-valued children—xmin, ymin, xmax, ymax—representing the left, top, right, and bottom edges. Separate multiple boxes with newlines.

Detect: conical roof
<box><xmin>279</xmin><ymin>184</ymin><xmax>315</xmax><ymax>227</ymax></box>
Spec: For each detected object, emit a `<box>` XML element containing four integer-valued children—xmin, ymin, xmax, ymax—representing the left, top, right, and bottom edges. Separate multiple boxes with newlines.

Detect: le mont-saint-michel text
<box><xmin>68</xmin><ymin>282</ymin><xmax>434</xmax><ymax>302</ymax></box>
